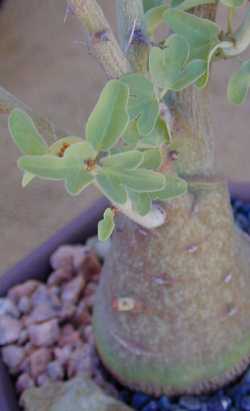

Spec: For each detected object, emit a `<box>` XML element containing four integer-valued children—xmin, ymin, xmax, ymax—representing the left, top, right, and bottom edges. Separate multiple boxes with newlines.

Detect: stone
<box><xmin>58</xmin><ymin>303</ymin><xmax>75</xmax><ymax>322</ymax></box>
<box><xmin>132</xmin><ymin>393</ymin><xmax>151</xmax><ymax>410</ymax></box>
<box><xmin>48</xmin><ymin>268</ymin><xmax>73</xmax><ymax>286</ymax></box>
<box><xmin>29</xmin><ymin>348</ymin><xmax>52</xmax><ymax>378</ymax></box>
<box><xmin>0</xmin><ymin>298</ymin><xmax>19</xmax><ymax>318</ymax></box>
<box><xmin>50</xmin><ymin>245</ymin><xmax>89</xmax><ymax>271</ymax></box>
<box><xmin>158</xmin><ymin>395</ymin><xmax>172</xmax><ymax>411</ymax></box>
<box><xmin>31</xmin><ymin>285</ymin><xmax>53</xmax><ymax>306</ymax></box>
<box><xmin>27</xmin><ymin>303</ymin><xmax>58</xmax><ymax>325</ymax></box>
<box><xmin>21</xmin><ymin>376</ymin><xmax>133</xmax><ymax>411</ymax></box>
<box><xmin>1</xmin><ymin>344</ymin><xmax>25</xmax><ymax>370</ymax></box>
<box><xmin>241</xmin><ymin>396</ymin><xmax>250</xmax><ymax>411</ymax></box>
<box><xmin>0</xmin><ymin>315</ymin><xmax>21</xmax><ymax>345</ymax></box>
<box><xmin>16</xmin><ymin>373</ymin><xmax>34</xmax><ymax>393</ymax></box>
<box><xmin>74</xmin><ymin>301</ymin><xmax>91</xmax><ymax>326</ymax></box>
<box><xmin>18</xmin><ymin>296</ymin><xmax>32</xmax><ymax>314</ymax></box>
<box><xmin>18</xmin><ymin>329</ymin><xmax>29</xmax><ymax>345</ymax></box>
<box><xmin>28</xmin><ymin>319</ymin><xmax>60</xmax><ymax>347</ymax></box>
<box><xmin>179</xmin><ymin>396</ymin><xmax>202</xmax><ymax>410</ymax></box>
<box><xmin>37</xmin><ymin>374</ymin><xmax>50</xmax><ymax>387</ymax></box>
<box><xmin>66</xmin><ymin>347</ymin><xmax>93</xmax><ymax>378</ymax></box>
<box><xmin>47</xmin><ymin>361</ymin><xmax>64</xmax><ymax>381</ymax></box>
<box><xmin>54</xmin><ymin>346</ymin><xmax>72</xmax><ymax>366</ymax></box>
<box><xmin>61</xmin><ymin>276</ymin><xmax>85</xmax><ymax>305</ymax></box>
<box><xmin>58</xmin><ymin>324</ymin><xmax>81</xmax><ymax>348</ymax></box>
<box><xmin>8</xmin><ymin>280</ymin><xmax>39</xmax><ymax>302</ymax></box>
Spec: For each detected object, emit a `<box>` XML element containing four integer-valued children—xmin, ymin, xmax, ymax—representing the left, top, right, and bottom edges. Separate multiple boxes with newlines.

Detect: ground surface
<box><xmin>0</xmin><ymin>0</ymin><xmax>250</xmax><ymax>272</ymax></box>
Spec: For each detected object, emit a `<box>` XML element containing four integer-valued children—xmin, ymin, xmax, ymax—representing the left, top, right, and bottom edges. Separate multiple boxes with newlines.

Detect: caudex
<box><xmin>3</xmin><ymin>0</ymin><xmax>250</xmax><ymax>396</ymax></box>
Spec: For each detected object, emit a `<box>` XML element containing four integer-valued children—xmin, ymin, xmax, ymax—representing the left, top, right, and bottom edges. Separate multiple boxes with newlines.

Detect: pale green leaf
<box><xmin>175</xmin><ymin>0</ymin><xmax>216</xmax><ymax>11</ymax></box>
<box><xmin>98</xmin><ymin>208</ymin><xmax>115</xmax><ymax>241</ymax></box>
<box><xmin>142</xmin><ymin>117</ymin><xmax>170</xmax><ymax>146</ymax></box>
<box><xmin>220</xmin><ymin>0</ymin><xmax>244</xmax><ymax>7</ymax></box>
<box><xmin>171</xmin><ymin>59</ymin><xmax>206</xmax><ymax>90</ymax></box>
<box><xmin>86</xmin><ymin>80</ymin><xmax>129</xmax><ymax>151</ymax></box>
<box><xmin>48</xmin><ymin>137</ymin><xmax>82</xmax><ymax>156</ymax></box>
<box><xmin>144</xmin><ymin>0</ymin><xmax>165</xmax><ymax>12</ymax></box>
<box><xmin>164</xmin><ymin>9</ymin><xmax>219</xmax><ymax>59</ymax></box>
<box><xmin>149</xmin><ymin>34</ymin><xmax>190</xmax><ymax>89</ymax></box>
<box><xmin>65</xmin><ymin>170</ymin><xmax>93</xmax><ymax>195</ymax></box>
<box><xmin>150</xmin><ymin>174</ymin><xmax>187</xmax><ymax>200</ymax></box>
<box><xmin>96</xmin><ymin>172</ymin><xmax>127</xmax><ymax>204</ymax></box>
<box><xmin>64</xmin><ymin>141</ymin><xmax>97</xmax><ymax>160</ymax></box>
<box><xmin>122</xmin><ymin>119</ymin><xmax>141</xmax><ymax>145</ymax></box>
<box><xmin>121</xmin><ymin>74</ymin><xmax>159</xmax><ymax>135</ymax></box>
<box><xmin>9</xmin><ymin>109</ymin><xmax>48</xmax><ymax>155</ymax></box>
<box><xmin>128</xmin><ymin>190</ymin><xmax>152</xmax><ymax>216</ymax></box>
<box><xmin>22</xmin><ymin>172</ymin><xmax>35</xmax><ymax>187</ymax></box>
<box><xmin>227</xmin><ymin>60</ymin><xmax>250</xmax><ymax>104</ymax></box>
<box><xmin>141</xmin><ymin>149</ymin><xmax>162</xmax><ymax>169</ymax></box>
<box><xmin>101</xmin><ymin>151</ymin><xmax>143</xmax><ymax>169</ymax></box>
<box><xmin>104</xmin><ymin>167</ymin><xmax>166</xmax><ymax>192</ymax></box>
<box><xmin>144</xmin><ymin>5</ymin><xmax>167</xmax><ymax>36</ymax></box>
<box><xmin>18</xmin><ymin>155</ymin><xmax>80</xmax><ymax>180</ymax></box>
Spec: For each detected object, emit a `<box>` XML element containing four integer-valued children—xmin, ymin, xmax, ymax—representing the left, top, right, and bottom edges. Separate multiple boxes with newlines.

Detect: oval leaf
<box><xmin>64</xmin><ymin>141</ymin><xmax>97</xmax><ymax>160</ymax></box>
<box><xmin>18</xmin><ymin>155</ymin><xmax>80</xmax><ymax>180</ymax></box>
<box><xmin>141</xmin><ymin>148</ymin><xmax>162</xmax><ymax>169</ymax></box>
<box><xmin>65</xmin><ymin>170</ymin><xmax>93</xmax><ymax>195</ymax></box>
<box><xmin>227</xmin><ymin>60</ymin><xmax>250</xmax><ymax>105</ymax></box>
<box><xmin>150</xmin><ymin>174</ymin><xmax>187</xmax><ymax>200</ymax></box>
<box><xmin>105</xmin><ymin>168</ymin><xmax>166</xmax><ymax>192</ymax></box>
<box><xmin>144</xmin><ymin>5</ymin><xmax>167</xmax><ymax>36</ymax></box>
<box><xmin>9</xmin><ymin>109</ymin><xmax>48</xmax><ymax>155</ymax></box>
<box><xmin>86</xmin><ymin>80</ymin><xmax>129</xmax><ymax>151</ymax></box>
<box><xmin>128</xmin><ymin>190</ymin><xmax>152</xmax><ymax>216</ymax></box>
<box><xmin>98</xmin><ymin>208</ymin><xmax>115</xmax><ymax>241</ymax></box>
<box><xmin>96</xmin><ymin>172</ymin><xmax>127</xmax><ymax>204</ymax></box>
<box><xmin>49</xmin><ymin>137</ymin><xmax>83</xmax><ymax>156</ymax></box>
<box><xmin>101</xmin><ymin>151</ymin><xmax>143</xmax><ymax>169</ymax></box>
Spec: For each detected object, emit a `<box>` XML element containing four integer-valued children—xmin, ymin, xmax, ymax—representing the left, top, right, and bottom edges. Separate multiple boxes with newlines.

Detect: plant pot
<box><xmin>0</xmin><ymin>182</ymin><xmax>249</xmax><ymax>411</ymax></box>
<box><xmin>0</xmin><ymin>197</ymin><xmax>108</xmax><ymax>411</ymax></box>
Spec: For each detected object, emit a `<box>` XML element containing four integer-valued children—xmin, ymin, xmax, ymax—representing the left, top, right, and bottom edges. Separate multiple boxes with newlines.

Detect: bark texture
<box><xmin>93</xmin><ymin>2</ymin><xmax>250</xmax><ymax>395</ymax></box>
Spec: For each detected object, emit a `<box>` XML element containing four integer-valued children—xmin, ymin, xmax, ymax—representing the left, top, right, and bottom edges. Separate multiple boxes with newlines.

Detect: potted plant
<box><xmin>2</xmin><ymin>0</ymin><xmax>250</xmax><ymax>404</ymax></box>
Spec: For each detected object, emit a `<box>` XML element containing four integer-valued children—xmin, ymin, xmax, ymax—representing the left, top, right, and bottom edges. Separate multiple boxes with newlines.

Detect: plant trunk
<box><xmin>93</xmin><ymin>3</ymin><xmax>250</xmax><ymax>395</ymax></box>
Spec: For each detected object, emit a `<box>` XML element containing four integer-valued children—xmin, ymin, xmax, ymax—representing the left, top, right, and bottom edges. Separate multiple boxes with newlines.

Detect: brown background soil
<box><xmin>0</xmin><ymin>0</ymin><xmax>249</xmax><ymax>271</ymax></box>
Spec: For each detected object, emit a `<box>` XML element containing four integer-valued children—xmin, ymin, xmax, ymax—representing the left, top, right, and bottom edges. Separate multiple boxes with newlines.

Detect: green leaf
<box><xmin>104</xmin><ymin>167</ymin><xmax>166</xmax><ymax>192</ymax></box>
<box><xmin>164</xmin><ymin>9</ymin><xmax>219</xmax><ymax>59</ymax></box>
<box><xmin>96</xmin><ymin>172</ymin><xmax>127</xmax><ymax>204</ymax></box>
<box><xmin>149</xmin><ymin>34</ymin><xmax>190</xmax><ymax>89</ymax></box>
<box><xmin>144</xmin><ymin>5</ymin><xmax>167</xmax><ymax>36</ymax></box>
<box><xmin>9</xmin><ymin>109</ymin><xmax>48</xmax><ymax>155</ymax></box>
<box><xmin>64</xmin><ymin>141</ymin><xmax>97</xmax><ymax>160</ymax></box>
<box><xmin>86</xmin><ymin>80</ymin><xmax>129</xmax><ymax>151</ymax></box>
<box><xmin>128</xmin><ymin>190</ymin><xmax>152</xmax><ymax>216</ymax></box>
<box><xmin>65</xmin><ymin>170</ymin><xmax>93</xmax><ymax>195</ymax></box>
<box><xmin>22</xmin><ymin>172</ymin><xmax>35</xmax><ymax>187</ymax></box>
<box><xmin>141</xmin><ymin>148</ymin><xmax>162</xmax><ymax>169</ymax></box>
<box><xmin>48</xmin><ymin>137</ymin><xmax>83</xmax><ymax>156</ymax></box>
<box><xmin>18</xmin><ymin>155</ymin><xmax>80</xmax><ymax>180</ymax></box>
<box><xmin>220</xmin><ymin>0</ymin><xmax>244</xmax><ymax>7</ymax></box>
<box><xmin>120</xmin><ymin>74</ymin><xmax>159</xmax><ymax>135</ymax></box>
<box><xmin>144</xmin><ymin>0</ymin><xmax>165</xmax><ymax>12</ymax></box>
<box><xmin>171</xmin><ymin>59</ymin><xmax>206</xmax><ymax>90</ymax></box>
<box><xmin>122</xmin><ymin>119</ymin><xmax>141</xmax><ymax>145</ymax></box>
<box><xmin>175</xmin><ymin>0</ymin><xmax>216</xmax><ymax>11</ymax></box>
<box><xmin>101</xmin><ymin>151</ymin><xmax>143</xmax><ymax>169</ymax></box>
<box><xmin>227</xmin><ymin>60</ymin><xmax>250</xmax><ymax>104</ymax></box>
<box><xmin>150</xmin><ymin>174</ymin><xmax>187</xmax><ymax>200</ymax></box>
<box><xmin>98</xmin><ymin>208</ymin><xmax>115</xmax><ymax>241</ymax></box>
<box><xmin>142</xmin><ymin>117</ymin><xmax>170</xmax><ymax>146</ymax></box>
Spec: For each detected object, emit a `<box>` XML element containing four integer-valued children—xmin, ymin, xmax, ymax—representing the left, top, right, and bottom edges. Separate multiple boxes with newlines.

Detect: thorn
<box><xmin>125</xmin><ymin>18</ymin><xmax>137</xmax><ymax>53</ymax></box>
<box><xmin>224</xmin><ymin>273</ymin><xmax>232</xmax><ymax>284</ymax></box>
<box><xmin>64</xmin><ymin>4</ymin><xmax>75</xmax><ymax>24</ymax></box>
<box><xmin>186</xmin><ymin>244</ymin><xmax>199</xmax><ymax>254</ymax></box>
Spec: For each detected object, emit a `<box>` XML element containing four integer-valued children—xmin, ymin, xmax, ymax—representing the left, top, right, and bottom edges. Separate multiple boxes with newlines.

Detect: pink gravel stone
<box><xmin>1</xmin><ymin>345</ymin><xmax>25</xmax><ymax>370</ymax></box>
<box><xmin>48</xmin><ymin>268</ymin><xmax>73</xmax><ymax>286</ymax></box>
<box><xmin>27</xmin><ymin>303</ymin><xmax>58</xmax><ymax>325</ymax></box>
<box><xmin>28</xmin><ymin>320</ymin><xmax>60</xmax><ymax>347</ymax></box>
<box><xmin>54</xmin><ymin>346</ymin><xmax>72</xmax><ymax>366</ymax></box>
<box><xmin>16</xmin><ymin>373</ymin><xmax>34</xmax><ymax>393</ymax></box>
<box><xmin>61</xmin><ymin>276</ymin><xmax>85</xmax><ymax>305</ymax></box>
<box><xmin>0</xmin><ymin>316</ymin><xmax>21</xmax><ymax>345</ymax></box>
<box><xmin>50</xmin><ymin>245</ymin><xmax>89</xmax><ymax>271</ymax></box>
<box><xmin>8</xmin><ymin>280</ymin><xmax>39</xmax><ymax>302</ymax></box>
<box><xmin>47</xmin><ymin>360</ymin><xmax>64</xmax><ymax>381</ymax></box>
<box><xmin>29</xmin><ymin>348</ymin><xmax>52</xmax><ymax>378</ymax></box>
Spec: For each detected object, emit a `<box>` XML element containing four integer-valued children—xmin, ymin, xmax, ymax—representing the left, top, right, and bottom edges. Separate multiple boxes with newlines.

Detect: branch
<box><xmin>116</xmin><ymin>0</ymin><xmax>149</xmax><ymax>72</ymax></box>
<box><xmin>0</xmin><ymin>86</ymin><xmax>66</xmax><ymax>143</ymax></box>
<box><xmin>223</xmin><ymin>7</ymin><xmax>250</xmax><ymax>57</ymax></box>
<box><xmin>67</xmin><ymin>0</ymin><xmax>130</xmax><ymax>78</ymax></box>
